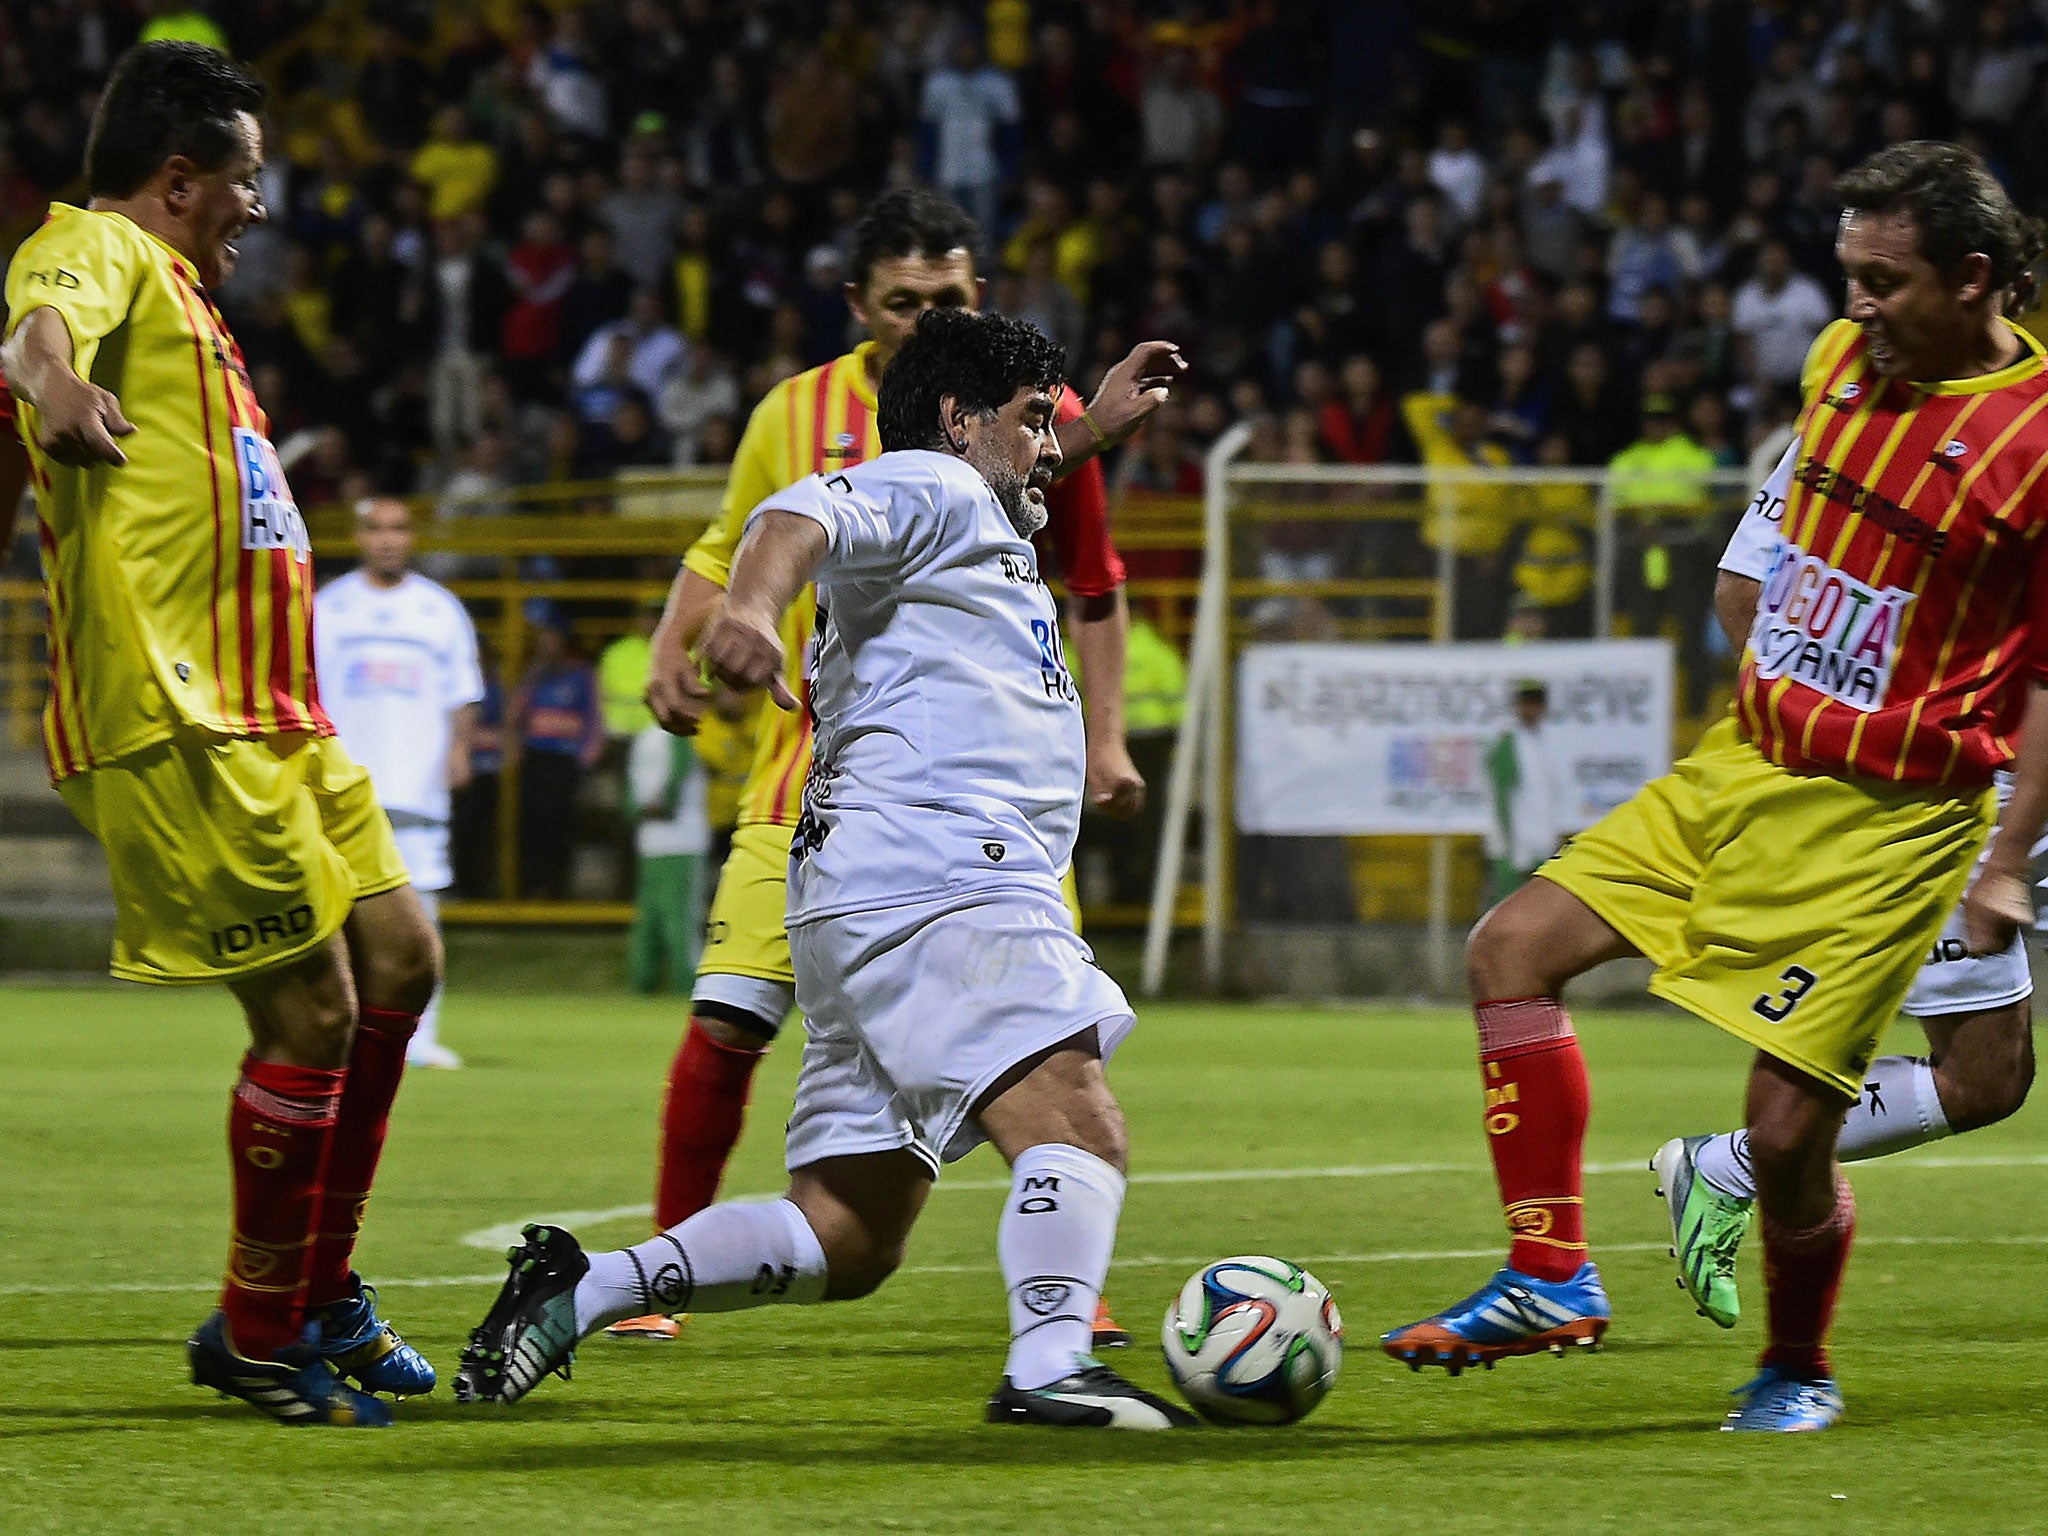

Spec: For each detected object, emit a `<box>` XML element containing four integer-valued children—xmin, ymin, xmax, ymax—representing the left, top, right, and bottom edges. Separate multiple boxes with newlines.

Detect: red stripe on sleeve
<box><xmin>811</xmin><ymin>359</ymin><xmax>834</xmax><ymax>475</ymax></box>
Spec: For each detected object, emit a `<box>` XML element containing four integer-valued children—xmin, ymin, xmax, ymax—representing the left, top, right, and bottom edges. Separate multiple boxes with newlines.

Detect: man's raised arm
<box><xmin>697</xmin><ymin>510</ymin><xmax>830</xmax><ymax>711</ymax></box>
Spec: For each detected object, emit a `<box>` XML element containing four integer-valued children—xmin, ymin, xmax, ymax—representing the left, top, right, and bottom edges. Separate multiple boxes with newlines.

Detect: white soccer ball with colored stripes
<box><xmin>1160</xmin><ymin>1256</ymin><xmax>1343</xmax><ymax>1424</ymax></box>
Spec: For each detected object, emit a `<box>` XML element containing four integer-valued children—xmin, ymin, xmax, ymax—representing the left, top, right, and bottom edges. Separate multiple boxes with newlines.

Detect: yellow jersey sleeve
<box><xmin>1798</xmin><ymin>319</ymin><xmax>1861</xmax><ymax>407</ymax></box>
<box><xmin>4</xmin><ymin>206</ymin><xmax>145</xmax><ymax>376</ymax></box>
<box><xmin>684</xmin><ymin>381</ymin><xmax>791</xmax><ymax>589</ymax></box>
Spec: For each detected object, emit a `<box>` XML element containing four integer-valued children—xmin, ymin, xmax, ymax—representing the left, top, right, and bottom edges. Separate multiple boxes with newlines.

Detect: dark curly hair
<box><xmin>85</xmin><ymin>42</ymin><xmax>267</xmax><ymax>199</ymax></box>
<box><xmin>877</xmin><ymin>310</ymin><xmax>1067</xmax><ymax>453</ymax></box>
<box><xmin>1835</xmin><ymin>141</ymin><xmax>2045</xmax><ymax>300</ymax></box>
<box><xmin>848</xmin><ymin>188</ymin><xmax>981</xmax><ymax>290</ymax></box>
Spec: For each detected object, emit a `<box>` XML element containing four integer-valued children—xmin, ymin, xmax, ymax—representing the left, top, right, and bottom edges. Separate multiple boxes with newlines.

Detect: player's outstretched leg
<box><xmin>1383</xmin><ymin>882</ymin><xmax>1627</xmax><ymax>1374</ymax></box>
<box><xmin>606</xmin><ymin>1007</ymin><xmax>776</xmax><ymax>1341</ymax></box>
<box><xmin>459</xmin><ymin>1155</ymin><xmax>910</xmax><ymax>1405</ymax></box>
<box><xmin>1723</xmin><ymin>1054</ymin><xmax>1855</xmax><ymax>1432</ymax></box>
<box><xmin>1655</xmin><ymin>1002</ymin><xmax>2032</xmax><ymax>1329</ymax></box>
<box><xmin>975</xmin><ymin>1040</ymin><xmax>1194</xmax><ymax>1429</ymax></box>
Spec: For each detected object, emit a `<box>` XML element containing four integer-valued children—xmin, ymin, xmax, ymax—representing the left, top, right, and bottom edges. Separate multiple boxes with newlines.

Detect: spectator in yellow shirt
<box><xmin>409</xmin><ymin>105</ymin><xmax>499</xmax><ymax>222</ymax></box>
<box><xmin>1607</xmin><ymin>395</ymin><xmax>1721</xmax><ymax>708</ymax></box>
<box><xmin>1401</xmin><ymin>389</ymin><xmax>1513</xmax><ymax>638</ymax></box>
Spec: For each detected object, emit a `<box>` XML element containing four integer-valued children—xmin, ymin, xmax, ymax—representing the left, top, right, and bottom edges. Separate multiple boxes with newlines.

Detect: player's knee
<box><xmin>694</xmin><ymin>1010</ymin><xmax>773</xmax><ymax>1050</ymax></box>
<box><xmin>363</xmin><ymin>912</ymin><xmax>442</xmax><ymax>1014</ymax></box>
<box><xmin>1466</xmin><ymin>897</ymin><xmax>1546</xmax><ymax>998</ymax></box>
<box><xmin>818</xmin><ymin>1229</ymin><xmax>906</xmax><ymax>1301</ymax></box>
<box><xmin>1940</xmin><ymin>1015</ymin><xmax>2035</xmax><ymax>1132</ymax></box>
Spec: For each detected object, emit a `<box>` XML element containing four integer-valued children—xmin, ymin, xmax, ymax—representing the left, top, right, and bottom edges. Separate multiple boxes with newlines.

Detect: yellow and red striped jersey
<box><xmin>5</xmin><ymin>205</ymin><xmax>325</xmax><ymax>781</ymax></box>
<box><xmin>1737</xmin><ymin>318</ymin><xmax>2048</xmax><ymax>784</ymax></box>
<box><xmin>684</xmin><ymin>345</ymin><xmax>879</xmax><ymax>827</ymax></box>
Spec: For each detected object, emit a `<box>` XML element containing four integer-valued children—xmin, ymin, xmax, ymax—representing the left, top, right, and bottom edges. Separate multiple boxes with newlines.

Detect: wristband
<box><xmin>1079</xmin><ymin>406</ymin><xmax>1109</xmax><ymax>445</ymax></box>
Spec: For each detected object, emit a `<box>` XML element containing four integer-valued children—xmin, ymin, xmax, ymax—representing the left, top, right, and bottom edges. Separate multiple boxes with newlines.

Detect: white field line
<box><xmin>453</xmin><ymin>1151</ymin><xmax>2048</xmax><ymax>1250</ymax></box>
<box><xmin>4</xmin><ymin>1234</ymin><xmax>2047</xmax><ymax>1299</ymax></box>
<box><xmin>3</xmin><ymin>1153</ymin><xmax>2041</xmax><ymax>1299</ymax></box>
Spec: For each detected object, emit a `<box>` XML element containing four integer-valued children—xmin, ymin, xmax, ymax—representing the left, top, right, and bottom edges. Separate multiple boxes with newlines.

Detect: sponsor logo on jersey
<box><xmin>233</xmin><ymin>428</ymin><xmax>310</xmax><ymax>559</ymax></box>
<box><xmin>982</xmin><ymin>841</ymin><xmax>1006</xmax><ymax>862</ymax></box>
<box><xmin>823</xmin><ymin>431</ymin><xmax>861</xmax><ymax>462</ymax></box>
<box><xmin>1930</xmin><ymin>438</ymin><xmax>1971</xmax><ymax>471</ymax></box>
<box><xmin>1826</xmin><ymin>381</ymin><xmax>1862</xmax><ymax>410</ymax></box>
<box><xmin>1749</xmin><ymin>540</ymin><xmax>1911</xmax><ymax>711</ymax></box>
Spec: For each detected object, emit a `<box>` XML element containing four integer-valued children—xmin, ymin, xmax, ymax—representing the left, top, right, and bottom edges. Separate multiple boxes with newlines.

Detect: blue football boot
<box><xmin>314</xmin><ymin>1273</ymin><xmax>437</xmax><ymax>1396</ymax></box>
<box><xmin>1722</xmin><ymin>1365</ymin><xmax>1844</xmax><ymax>1432</ymax></box>
<box><xmin>1381</xmin><ymin>1261</ymin><xmax>1611</xmax><ymax>1375</ymax></box>
<box><xmin>188</xmin><ymin>1312</ymin><xmax>394</xmax><ymax>1427</ymax></box>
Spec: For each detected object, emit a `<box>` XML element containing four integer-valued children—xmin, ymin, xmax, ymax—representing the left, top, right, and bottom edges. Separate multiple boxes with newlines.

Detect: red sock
<box><xmin>222</xmin><ymin>1055</ymin><xmax>345</xmax><ymax>1359</ymax></box>
<box><xmin>654</xmin><ymin>1019</ymin><xmax>766</xmax><ymax>1230</ymax></box>
<box><xmin>1475</xmin><ymin>997</ymin><xmax>1591</xmax><ymax>1281</ymax></box>
<box><xmin>1759</xmin><ymin>1170</ymin><xmax>1855</xmax><ymax>1379</ymax></box>
<box><xmin>305</xmin><ymin>1007</ymin><xmax>418</xmax><ymax>1308</ymax></box>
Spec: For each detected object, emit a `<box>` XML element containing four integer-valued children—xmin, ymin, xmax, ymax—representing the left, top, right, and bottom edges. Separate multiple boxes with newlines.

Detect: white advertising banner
<box><xmin>1235</xmin><ymin>640</ymin><xmax>1675</xmax><ymax>835</ymax></box>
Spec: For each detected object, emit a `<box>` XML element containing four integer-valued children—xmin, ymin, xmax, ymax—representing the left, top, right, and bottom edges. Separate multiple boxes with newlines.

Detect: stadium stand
<box><xmin>4</xmin><ymin>0</ymin><xmax>2048</xmax><ymax>917</ymax></box>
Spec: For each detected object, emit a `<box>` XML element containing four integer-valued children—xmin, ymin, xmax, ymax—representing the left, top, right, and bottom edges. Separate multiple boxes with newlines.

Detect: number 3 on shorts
<box><xmin>1752</xmin><ymin>964</ymin><xmax>1818</xmax><ymax>1023</ymax></box>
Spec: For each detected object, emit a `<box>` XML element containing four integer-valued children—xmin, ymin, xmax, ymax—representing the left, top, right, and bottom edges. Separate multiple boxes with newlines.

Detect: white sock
<box><xmin>1835</xmin><ymin>1053</ymin><xmax>1950</xmax><ymax>1161</ymax></box>
<box><xmin>999</xmin><ymin>1143</ymin><xmax>1126</xmax><ymax>1391</ymax></box>
<box><xmin>572</xmin><ymin>1198</ymin><xmax>828</xmax><ymax>1336</ymax></box>
<box><xmin>1695</xmin><ymin>1055</ymin><xmax>1952</xmax><ymax>1201</ymax></box>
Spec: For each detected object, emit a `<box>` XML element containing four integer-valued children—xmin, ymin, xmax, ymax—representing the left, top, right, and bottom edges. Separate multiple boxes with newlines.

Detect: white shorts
<box><xmin>390</xmin><ymin>822</ymin><xmax>450</xmax><ymax>894</ymax></box>
<box><xmin>1899</xmin><ymin>905</ymin><xmax>2032</xmax><ymax>1018</ymax></box>
<box><xmin>784</xmin><ymin>889</ymin><xmax>1136</xmax><ymax>1177</ymax></box>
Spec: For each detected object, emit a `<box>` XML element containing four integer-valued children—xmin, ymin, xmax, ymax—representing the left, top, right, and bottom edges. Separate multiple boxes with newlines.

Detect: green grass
<box><xmin>1</xmin><ymin>986</ymin><xmax>2045</xmax><ymax>1534</ymax></box>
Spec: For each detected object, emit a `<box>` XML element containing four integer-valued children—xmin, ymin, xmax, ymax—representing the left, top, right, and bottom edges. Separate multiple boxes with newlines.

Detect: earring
<box><xmin>955</xmin><ymin>437</ymin><xmax>968</xmax><ymax>450</ymax></box>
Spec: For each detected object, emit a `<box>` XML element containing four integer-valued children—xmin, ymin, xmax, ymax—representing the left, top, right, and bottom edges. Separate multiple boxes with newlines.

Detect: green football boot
<box><xmin>1652</xmin><ymin>1135</ymin><xmax>1753</xmax><ymax>1329</ymax></box>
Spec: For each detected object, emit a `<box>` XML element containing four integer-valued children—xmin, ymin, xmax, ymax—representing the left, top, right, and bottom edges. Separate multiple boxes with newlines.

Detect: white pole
<box><xmin>1143</xmin><ymin>420</ymin><xmax>1253</xmax><ymax>997</ymax></box>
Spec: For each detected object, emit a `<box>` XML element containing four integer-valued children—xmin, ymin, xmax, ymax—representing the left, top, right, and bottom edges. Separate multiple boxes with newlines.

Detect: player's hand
<box><xmin>446</xmin><ymin>742</ymin><xmax>474</xmax><ymax>791</ymax></box>
<box><xmin>1086</xmin><ymin>340</ymin><xmax>1186</xmax><ymax>441</ymax></box>
<box><xmin>33</xmin><ymin>370</ymin><xmax>136</xmax><ymax>467</ymax></box>
<box><xmin>701</xmin><ymin>606</ymin><xmax>797</xmax><ymax>711</ymax></box>
<box><xmin>1087</xmin><ymin>739</ymin><xmax>1146</xmax><ymax>819</ymax></box>
<box><xmin>646</xmin><ymin>636</ymin><xmax>714</xmax><ymax>735</ymax></box>
<box><xmin>1962</xmin><ymin>866</ymin><xmax>2032</xmax><ymax>956</ymax></box>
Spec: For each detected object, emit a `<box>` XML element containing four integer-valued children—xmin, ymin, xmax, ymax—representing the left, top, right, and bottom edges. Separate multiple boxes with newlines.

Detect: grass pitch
<box><xmin>1</xmin><ymin>983</ymin><xmax>2044</xmax><ymax>1534</ymax></box>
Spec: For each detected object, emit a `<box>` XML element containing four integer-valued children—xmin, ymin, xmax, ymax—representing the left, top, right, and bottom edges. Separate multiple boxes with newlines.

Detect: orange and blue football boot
<box><xmin>1381</xmin><ymin>1262</ymin><xmax>1611</xmax><ymax>1374</ymax></box>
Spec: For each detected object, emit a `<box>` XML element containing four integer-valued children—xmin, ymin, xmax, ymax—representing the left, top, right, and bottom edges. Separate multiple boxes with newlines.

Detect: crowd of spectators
<box><xmin>5</xmin><ymin>0</ymin><xmax>2048</xmax><ymax>666</ymax></box>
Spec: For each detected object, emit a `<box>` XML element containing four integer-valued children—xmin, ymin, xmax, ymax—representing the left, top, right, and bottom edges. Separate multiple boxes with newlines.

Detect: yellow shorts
<box><xmin>700</xmin><ymin>820</ymin><xmax>798</xmax><ymax>985</ymax></box>
<box><xmin>58</xmin><ymin>730</ymin><xmax>408</xmax><ymax>986</ymax></box>
<box><xmin>698</xmin><ymin>821</ymin><xmax>1088</xmax><ymax>989</ymax></box>
<box><xmin>1541</xmin><ymin>718</ymin><xmax>1993</xmax><ymax>1096</ymax></box>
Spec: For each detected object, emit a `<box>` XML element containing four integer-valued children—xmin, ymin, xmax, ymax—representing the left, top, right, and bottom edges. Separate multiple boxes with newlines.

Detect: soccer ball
<box><xmin>1160</xmin><ymin>1256</ymin><xmax>1343</xmax><ymax>1424</ymax></box>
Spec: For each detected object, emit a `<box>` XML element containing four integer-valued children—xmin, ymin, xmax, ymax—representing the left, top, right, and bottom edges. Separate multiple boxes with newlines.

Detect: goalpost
<box><xmin>1143</xmin><ymin>444</ymin><xmax>1744</xmax><ymax>999</ymax></box>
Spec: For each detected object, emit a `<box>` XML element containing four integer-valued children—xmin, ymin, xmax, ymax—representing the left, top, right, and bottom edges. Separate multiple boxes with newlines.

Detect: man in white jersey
<box><xmin>455</xmin><ymin>310</ymin><xmax>1193</xmax><ymax>1429</ymax></box>
<box><xmin>1650</xmin><ymin>439</ymin><xmax>2038</xmax><ymax>1327</ymax></box>
<box><xmin>315</xmin><ymin>497</ymin><xmax>485</xmax><ymax>1068</ymax></box>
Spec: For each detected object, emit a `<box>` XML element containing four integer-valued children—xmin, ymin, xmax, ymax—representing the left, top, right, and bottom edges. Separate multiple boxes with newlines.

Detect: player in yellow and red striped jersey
<box><xmin>2</xmin><ymin>43</ymin><xmax>438</xmax><ymax>1427</ymax></box>
<box><xmin>617</xmin><ymin>189</ymin><xmax>1179</xmax><ymax>1346</ymax></box>
<box><xmin>1384</xmin><ymin>142</ymin><xmax>2048</xmax><ymax>1432</ymax></box>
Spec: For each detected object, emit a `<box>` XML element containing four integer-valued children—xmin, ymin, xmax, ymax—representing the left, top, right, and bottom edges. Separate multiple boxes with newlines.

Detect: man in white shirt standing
<box><xmin>315</xmin><ymin>498</ymin><xmax>485</xmax><ymax>1068</ymax></box>
<box><xmin>1483</xmin><ymin>681</ymin><xmax>1573</xmax><ymax>903</ymax></box>
<box><xmin>1731</xmin><ymin>240</ymin><xmax>1835</xmax><ymax>395</ymax></box>
<box><xmin>456</xmin><ymin>309</ymin><xmax>1191</xmax><ymax>1429</ymax></box>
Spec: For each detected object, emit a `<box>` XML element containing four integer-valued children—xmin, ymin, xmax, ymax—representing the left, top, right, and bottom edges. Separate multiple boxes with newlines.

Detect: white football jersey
<box><xmin>314</xmin><ymin>570</ymin><xmax>485</xmax><ymax>825</ymax></box>
<box><xmin>1719</xmin><ymin>438</ymin><xmax>1799</xmax><ymax>581</ymax></box>
<box><xmin>754</xmin><ymin>450</ymin><xmax>1085</xmax><ymax>925</ymax></box>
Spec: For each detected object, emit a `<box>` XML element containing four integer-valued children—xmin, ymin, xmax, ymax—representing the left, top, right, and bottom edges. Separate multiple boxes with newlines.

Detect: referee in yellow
<box><xmin>3</xmin><ymin>43</ymin><xmax>439</xmax><ymax>1427</ymax></box>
